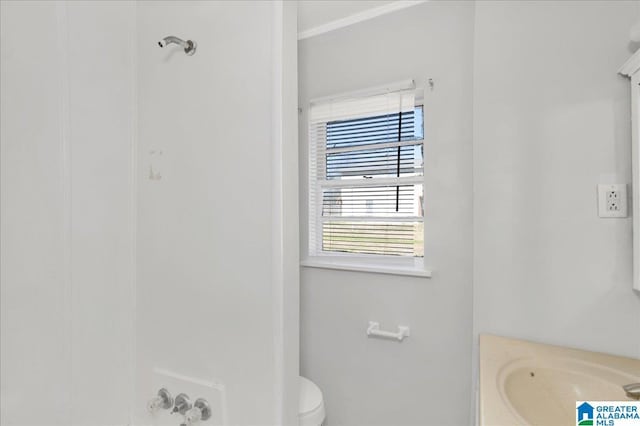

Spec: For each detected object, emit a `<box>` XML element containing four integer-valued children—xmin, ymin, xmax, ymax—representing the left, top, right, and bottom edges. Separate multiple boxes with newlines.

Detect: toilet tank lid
<box><xmin>299</xmin><ymin>376</ymin><xmax>324</xmax><ymax>413</ymax></box>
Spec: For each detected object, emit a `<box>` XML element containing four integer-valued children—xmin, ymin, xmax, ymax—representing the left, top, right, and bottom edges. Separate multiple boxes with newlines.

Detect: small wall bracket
<box><xmin>367</xmin><ymin>321</ymin><xmax>410</xmax><ymax>341</ymax></box>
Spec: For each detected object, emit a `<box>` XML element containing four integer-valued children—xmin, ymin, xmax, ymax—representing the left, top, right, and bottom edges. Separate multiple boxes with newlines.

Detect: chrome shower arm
<box><xmin>158</xmin><ymin>36</ymin><xmax>197</xmax><ymax>56</ymax></box>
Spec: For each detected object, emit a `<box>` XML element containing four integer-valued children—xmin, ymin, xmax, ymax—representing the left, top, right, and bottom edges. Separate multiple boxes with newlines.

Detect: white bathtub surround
<box><xmin>135</xmin><ymin>1</ymin><xmax>299</xmax><ymax>425</ymax></box>
<box><xmin>1</xmin><ymin>1</ymin><xmax>299</xmax><ymax>425</ymax></box>
<box><xmin>1</xmin><ymin>2</ymin><xmax>135</xmax><ymax>424</ymax></box>
<box><xmin>479</xmin><ymin>334</ymin><xmax>640</xmax><ymax>426</ymax></box>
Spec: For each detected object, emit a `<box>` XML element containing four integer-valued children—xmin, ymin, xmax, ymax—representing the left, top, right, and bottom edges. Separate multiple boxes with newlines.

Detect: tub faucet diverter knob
<box><xmin>171</xmin><ymin>393</ymin><xmax>192</xmax><ymax>415</ymax></box>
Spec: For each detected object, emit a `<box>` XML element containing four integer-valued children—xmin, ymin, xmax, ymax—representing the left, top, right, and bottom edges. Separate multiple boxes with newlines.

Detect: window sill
<box><xmin>300</xmin><ymin>259</ymin><xmax>432</xmax><ymax>278</ymax></box>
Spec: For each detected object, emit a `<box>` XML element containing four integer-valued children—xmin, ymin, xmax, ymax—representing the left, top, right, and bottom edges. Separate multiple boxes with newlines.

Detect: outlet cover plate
<box><xmin>598</xmin><ymin>184</ymin><xmax>628</xmax><ymax>218</ymax></box>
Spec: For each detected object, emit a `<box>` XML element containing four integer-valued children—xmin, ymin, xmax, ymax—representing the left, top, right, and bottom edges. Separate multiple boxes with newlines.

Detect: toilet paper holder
<box><xmin>366</xmin><ymin>321</ymin><xmax>410</xmax><ymax>341</ymax></box>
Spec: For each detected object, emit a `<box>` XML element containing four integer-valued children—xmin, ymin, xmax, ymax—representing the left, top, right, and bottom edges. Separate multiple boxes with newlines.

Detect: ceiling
<box><xmin>297</xmin><ymin>1</ymin><xmax>398</xmax><ymax>34</ymax></box>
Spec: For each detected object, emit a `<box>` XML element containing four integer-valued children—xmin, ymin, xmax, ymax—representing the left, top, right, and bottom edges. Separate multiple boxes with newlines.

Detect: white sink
<box><xmin>480</xmin><ymin>335</ymin><xmax>640</xmax><ymax>426</ymax></box>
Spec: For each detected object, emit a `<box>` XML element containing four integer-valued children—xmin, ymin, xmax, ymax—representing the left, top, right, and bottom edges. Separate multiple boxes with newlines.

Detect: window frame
<box><xmin>303</xmin><ymin>84</ymin><xmax>431</xmax><ymax>277</ymax></box>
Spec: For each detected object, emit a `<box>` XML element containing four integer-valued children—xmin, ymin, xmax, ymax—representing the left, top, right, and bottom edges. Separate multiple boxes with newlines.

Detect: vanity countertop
<box><xmin>479</xmin><ymin>334</ymin><xmax>640</xmax><ymax>426</ymax></box>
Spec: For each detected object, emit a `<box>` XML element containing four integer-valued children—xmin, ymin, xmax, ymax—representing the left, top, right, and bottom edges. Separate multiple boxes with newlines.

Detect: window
<box><xmin>307</xmin><ymin>87</ymin><xmax>425</xmax><ymax>273</ymax></box>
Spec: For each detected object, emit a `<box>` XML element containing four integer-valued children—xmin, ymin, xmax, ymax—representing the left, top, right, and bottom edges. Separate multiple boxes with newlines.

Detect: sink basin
<box><xmin>480</xmin><ymin>335</ymin><xmax>640</xmax><ymax>426</ymax></box>
<box><xmin>499</xmin><ymin>358</ymin><xmax>636</xmax><ymax>425</ymax></box>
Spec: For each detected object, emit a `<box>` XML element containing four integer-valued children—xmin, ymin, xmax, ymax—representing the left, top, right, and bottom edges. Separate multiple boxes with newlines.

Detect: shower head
<box><xmin>158</xmin><ymin>36</ymin><xmax>197</xmax><ymax>56</ymax></box>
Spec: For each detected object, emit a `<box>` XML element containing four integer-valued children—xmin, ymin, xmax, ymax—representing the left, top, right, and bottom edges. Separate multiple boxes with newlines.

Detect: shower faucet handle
<box><xmin>183</xmin><ymin>398</ymin><xmax>212</xmax><ymax>425</ymax></box>
<box><xmin>147</xmin><ymin>388</ymin><xmax>174</xmax><ymax>413</ymax></box>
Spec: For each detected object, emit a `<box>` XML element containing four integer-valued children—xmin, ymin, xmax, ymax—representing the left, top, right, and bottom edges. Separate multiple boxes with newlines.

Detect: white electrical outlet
<box><xmin>598</xmin><ymin>184</ymin><xmax>628</xmax><ymax>218</ymax></box>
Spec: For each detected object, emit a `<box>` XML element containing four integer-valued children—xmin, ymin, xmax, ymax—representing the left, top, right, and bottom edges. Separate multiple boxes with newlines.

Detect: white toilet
<box><xmin>298</xmin><ymin>376</ymin><xmax>325</xmax><ymax>426</ymax></box>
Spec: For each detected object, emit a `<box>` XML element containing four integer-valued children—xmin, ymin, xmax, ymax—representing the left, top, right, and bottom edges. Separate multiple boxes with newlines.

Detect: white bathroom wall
<box><xmin>473</xmin><ymin>0</ymin><xmax>640</xmax><ymax>365</ymax></box>
<box><xmin>1</xmin><ymin>1</ymin><xmax>135</xmax><ymax>425</ymax></box>
<box><xmin>298</xmin><ymin>2</ymin><xmax>475</xmax><ymax>425</ymax></box>
<box><xmin>135</xmin><ymin>2</ymin><xmax>298</xmax><ymax>424</ymax></box>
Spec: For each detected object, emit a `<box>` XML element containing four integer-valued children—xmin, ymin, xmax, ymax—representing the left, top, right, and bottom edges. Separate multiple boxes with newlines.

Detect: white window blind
<box><xmin>308</xmin><ymin>88</ymin><xmax>424</xmax><ymax>258</ymax></box>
